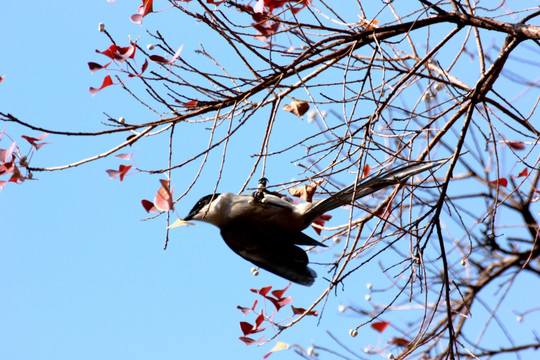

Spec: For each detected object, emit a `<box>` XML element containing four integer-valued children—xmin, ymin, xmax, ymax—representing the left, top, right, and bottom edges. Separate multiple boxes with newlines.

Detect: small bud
<box><xmin>147</xmin><ymin>44</ymin><xmax>155</xmax><ymax>50</ymax></box>
<box><xmin>388</xmin><ymin>353</ymin><xmax>395</xmax><ymax>360</ymax></box>
<box><xmin>364</xmin><ymin>294</ymin><xmax>371</xmax><ymax>301</ymax></box>
<box><xmin>251</xmin><ymin>267</ymin><xmax>259</xmax><ymax>276</ymax></box>
<box><xmin>306</xmin><ymin>347</ymin><xmax>313</xmax><ymax>356</ymax></box>
<box><xmin>423</xmin><ymin>93</ymin><xmax>432</xmax><ymax>101</ymax></box>
<box><xmin>366</xmin><ymin>282</ymin><xmax>372</xmax><ymax>290</ymax></box>
<box><xmin>349</xmin><ymin>329</ymin><xmax>358</xmax><ymax>337</ymax></box>
<box><xmin>461</xmin><ymin>259</ymin><xmax>466</xmax><ymax>266</ymax></box>
<box><xmin>307</xmin><ymin>111</ymin><xmax>316</xmax><ymax>123</ymax></box>
<box><xmin>98</xmin><ymin>23</ymin><xmax>105</xmax><ymax>32</ymax></box>
<box><xmin>516</xmin><ymin>315</ymin><xmax>523</xmax><ymax>323</ymax></box>
<box><xmin>118</xmin><ymin>117</ymin><xmax>125</xmax><ymax>124</ymax></box>
<box><xmin>434</xmin><ymin>82</ymin><xmax>444</xmax><ymax>92</ymax></box>
<box><xmin>333</xmin><ymin>236</ymin><xmax>340</xmax><ymax>243</ymax></box>
<box><xmin>338</xmin><ymin>305</ymin><xmax>346</xmax><ymax>312</ymax></box>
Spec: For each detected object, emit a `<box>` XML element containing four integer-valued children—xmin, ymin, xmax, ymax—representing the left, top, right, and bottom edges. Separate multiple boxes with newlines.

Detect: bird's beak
<box><xmin>184</xmin><ymin>212</ymin><xmax>195</xmax><ymax>221</ymax></box>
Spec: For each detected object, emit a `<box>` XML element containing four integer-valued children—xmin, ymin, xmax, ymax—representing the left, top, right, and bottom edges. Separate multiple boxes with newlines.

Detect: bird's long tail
<box><xmin>303</xmin><ymin>159</ymin><xmax>444</xmax><ymax>226</ymax></box>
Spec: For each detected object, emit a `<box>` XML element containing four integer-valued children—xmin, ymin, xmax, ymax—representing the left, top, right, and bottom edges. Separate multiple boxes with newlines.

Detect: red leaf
<box><xmin>490</xmin><ymin>178</ymin><xmax>508</xmax><ymax>187</ymax></box>
<box><xmin>141</xmin><ymin>58</ymin><xmax>149</xmax><ymax>74</ymax></box>
<box><xmin>374</xmin><ymin>202</ymin><xmax>392</xmax><ymax>219</ymax></box>
<box><xmin>106</xmin><ymin>165</ymin><xmax>132</xmax><ymax>182</ymax></box>
<box><xmin>239</xmin><ymin>336</ymin><xmax>263</xmax><ymax>345</ymax></box>
<box><xmin>291</xmin><ymin>306</ymin><xmax>318</xmax><ymax>316</ymax></box>
<box><xmin>89</xmin><ymin>74</ymin><xmax>114</xmax><ymax>95</ymax></box>
<box><xmin>88</xmin><ymin>61</ymin><xmax>111</xmax><ymax>74</ymax></box>
<box><xmin>254</xmin><ymin>312</ymin><xmax>264</xmax><ymax>328</ymax></box>
<box><xmin>131</xmin><ymin>0</ymin><xmax>153</xmax><ymax>25</ymax></box>
<box><xmin>311</xmin><ymin>214</ymin><xmax>332</xmax><ymax>235</ymax></box>
<box><xmin>271</xmin><ymin>283</ymin><xmax>291</xmax><ymax>299</ymax></box>
<box><xmin>267</xmin><ymin>296</ymin><xmax>293</xmax><ymax>311</ymax></box>
<box><xmin>141</xmin><ymin>199</ymin><xmax>157</xmax><ymax>213</ymax></box>
<box><xmin>0</xmin><ymin>156</ymin><xmax>15</xmax><ymax>175</ymax></box>
<box><xmin>149</xmin><ymin>55</ymin><xmax>169</xmax><ymax>64</ymax></box>
<box><xmin>237</xmin><ymin>299</ymin><xmax>258</xmax><ymax>315</ymax></box>
<box><xmin>96</xmin><ymin>44</ymin><xmax>136</xmax><ymax>63</ymax></box>
<box><xmin>21</xmin><ymin>133</ymin><xmax>49</xmax><ymax>150</ymax></box>
<box><xmin>114</xmin><ymin>153</ymin><xmax>133</xmax><ymax>160</ymax></box>
<box><xmin>371</xmin><ymin>321</ymin><xmax>390</xmax><ymax>333</ymax></box>
<box><xmin>0</xmin><ymin>141</ymin><xmax>16</xmax><ymax>162</ymax></box>
<box><xmin>240</xmin><ymin>321</ymin><xmax>255</xmax><ymax>336</ymax></box>
<box><xmin>363</xmin><ymin>163</ymin><xmax>371</xmax><ymax>178</ymax></box>
<box><xmin>516</xmin><ymin>168</ymin><xmax>528</xmax><ymax>178</ymax></box>
<box><xmin>390</xmin><ymin>337</ymin><xmax>410</xmax><ymax>347</ymax></box>
<box><xmin>180</xmin><ymin>99</ymin><xmax>199</xmax><ymax>108</ymax></box>
<box><xmin>154</xmin><ymin>179</ymin><xmax>174</xmax><ymax>211</ymax></box>
<box><xmin>506</xmin><ymin>140</ymin><xmax>525</xmax><ymax>150</ymax></box>
<box><xmin>149</xmin><ymin>45</ymin><xmax>183</xmax><ymax>65</ymax></box>
<box><xmin>251</xmin><ymin>286</ymin><xmax>272</xmax><ymax>297</ymax></box>
<box><xmin>0</xmin><ymin>75</ymin><xmax>4</xmax><ymax>84</ymax></box>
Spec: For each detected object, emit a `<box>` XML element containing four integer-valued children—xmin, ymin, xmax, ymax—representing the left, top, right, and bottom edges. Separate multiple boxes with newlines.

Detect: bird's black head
<box><xmin>184</xmin><ymin>194</ymin><xmax>220</xmax><ymax>221</ymax></box>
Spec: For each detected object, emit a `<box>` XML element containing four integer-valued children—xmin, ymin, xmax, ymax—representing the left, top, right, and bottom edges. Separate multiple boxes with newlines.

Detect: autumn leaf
<box><xmin>490</xmin><ymin>178</ymin><xmax>508</xmax><ymax>188</ymax></box>
<box><xmin>288</xmin><ymin>180</ymin><xmax>322</xmax><ymax>202</ymax></box>
<box><xmin>131</xmin><ymin>0</ymin><xmax>153</xmax><ymax>25</ymax></box>
<box><xmin>88</xmin><ymin>61</ymin><xmax>111</xmax><ymax>74</ymax></box>
<box><xmin>311</xmin><ymin>214</ymin><xmax>332</xmax><ymax>235</ymax></box>
<box><xmin>114</xmin><ymin>152</ymin><xmax>133</xmax><ymax>160</ymax></box>
<box><xmin>89</xmin><ymin>74</ymin><xmax>114</xmax><ymax>95</ymax></box>
<box><xmin>371</xmin><ymin>321</ymin><xmax>390</xmax><ymax>333</ymax></box>
<box><xmin>359</xmin><ymin>18</ymin><xmax>379</xmax><ymax>30</ymax></box>
<box><xmin>264</xmin><ymin>341</ymin><xmax>289</xmax><ymax>359</ymax></box>
<box><xmin>250</xmin><ymin>286</ymin><xmax>272</xmax><ymax>297</ymax></box>
<box><xmin>0</xmin><ymin>141</ymin><xmax>17</xmax><ymax>162</ymax></box>
<box><xmin>374</xmin><ymin>202</ymin><xmax>392</xmax><ymax>220</ymax></box>
<box><xmin>237</xmin><ymin>300</ymin><xmax>258</xmax><ymax>315</ymax></box>
<box><xmin>180</xmin><ymin>99</ymin><xmax>198</xmax><ymax>108</ymax></box>
<box><xmin>515</xmin><ymin>168</ymin><xmax>528</xmax><ymax>178</ymax></box>
<box><xmin>283</xmin><ymin>99</ymin><xmax>310</xmax><ymax>118</ymax></box>
<box><xmin>96</xmin><ymin>44</ymin><xmax>137</xmax><ymax>63</ymax></box>
<box><xmin>21</xmin><ymin>133</ymin><xmax>49</xmax><ymax>150</ymax></box>
<box><xmin>141</xmin><ymin>199</ymin><xmax>157</xmax><ymax>213</ymax></box>
<box><xmin>271</xmin><ymin>283</ymin><xmax>291</xmax><ymax>299</ymax></box>
<box><xmin>291</xmin><ymin>306</ymin><xmax>318</xmax><ymax>316</ymax></box>
<box><xmin>154</xmin><ymin>179</ymin><xmax>174</xmax><ymax>211</ymax></box>
<box><xmin>363</xmin><ymin>163</ymin><xmax>371</xmax><ymax>178</ymax></box>
<box><xmin>238</xmin><ymin>336</ymin><xmax>264</xmax><ymax>345</ymax></box>
<box><xmin>389</xmin><ymin>337</ymin><xmax>410</xmax><ymax>347</ymax></box>
<box><xmin>105</xmin><ymin>164</ymin><xmax>132</xmax><ymax>182</ymax></box>
<box><xmin>150</xmin><ymin>45</ymin><xmax>184</xmax><ymax>64</ymax></box>
<box><xmin>505</xmin><ymin>140</ymin><xmax>525</xmax><ymax>150</ymax></box>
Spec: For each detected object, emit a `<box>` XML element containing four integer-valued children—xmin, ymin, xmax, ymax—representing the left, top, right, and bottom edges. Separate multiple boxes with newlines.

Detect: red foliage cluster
<box><xmin>0</xmin><ymin>131</ymin><xmax>49</xmax><ymax>190</ymax></box>
<box><xmin>236</xmin><ymin>283</ymin><xmax>317</xmax><ymax>347</ymax></box>
<box><xmin>141</xmin><ymin>179</ymin><xmax>175</xmax><ymax>212</ymax></box>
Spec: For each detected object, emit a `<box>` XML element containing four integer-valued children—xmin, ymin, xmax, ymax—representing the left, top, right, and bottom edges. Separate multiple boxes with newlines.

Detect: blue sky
<box><xmin>2</xmin><ymin>1</ymin><xmax>539</xmax><ymax>360</ymax></box>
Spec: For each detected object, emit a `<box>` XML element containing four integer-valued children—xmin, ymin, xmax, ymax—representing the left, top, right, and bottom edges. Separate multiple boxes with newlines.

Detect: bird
<box><xmin>184</xmin><ymin>160</ymin><xmax>443</xmax><ymax>286</ymax></box>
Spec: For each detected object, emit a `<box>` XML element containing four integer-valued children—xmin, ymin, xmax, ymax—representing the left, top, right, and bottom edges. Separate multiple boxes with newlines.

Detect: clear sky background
<box><xmin>1</xmin><ymin>1</ymin><xmax>539</xmax><ymax>360</ymax></box>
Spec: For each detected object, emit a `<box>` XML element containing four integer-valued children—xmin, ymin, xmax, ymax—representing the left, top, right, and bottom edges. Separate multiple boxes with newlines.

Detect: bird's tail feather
<box><xmin>304</xmin><ymin>159</ymin><xmax>443</xmax><ymax>225</ymax></box>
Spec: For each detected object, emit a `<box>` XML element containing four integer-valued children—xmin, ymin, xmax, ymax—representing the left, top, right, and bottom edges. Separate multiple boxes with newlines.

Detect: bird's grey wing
<box><xmin>220</xmin><ymin>225</ymin><xmax>317</xmax><ymax>286</ymax></box>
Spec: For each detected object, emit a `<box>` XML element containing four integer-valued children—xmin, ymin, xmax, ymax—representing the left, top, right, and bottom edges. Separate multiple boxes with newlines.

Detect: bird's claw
<box><xmin>252</xmin><ymin>177</ymin><xmax>269</xmax><ymax>203</ymax></box>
